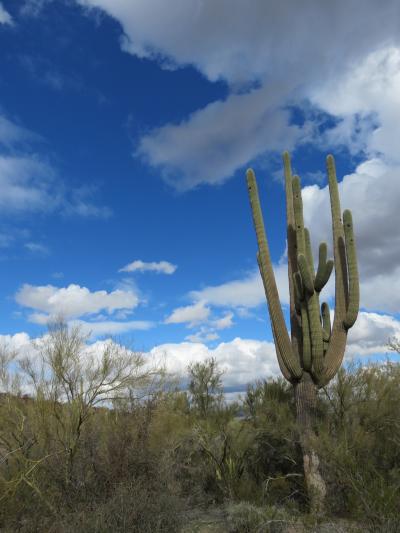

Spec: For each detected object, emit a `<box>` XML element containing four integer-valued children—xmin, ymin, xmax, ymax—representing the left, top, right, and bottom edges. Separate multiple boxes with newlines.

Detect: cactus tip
<box><xmin>343</xmin><ymin>209</ymin><xmax>352</xmax><ymax>224</ymax></box>
<box><xmin>246</xmin><ymin>168</ymin><xmax>256</xmax><ymax>186</ymax></box>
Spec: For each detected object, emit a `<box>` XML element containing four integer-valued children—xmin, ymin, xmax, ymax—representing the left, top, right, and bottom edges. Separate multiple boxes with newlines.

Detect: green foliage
<box><xmin>0</xmin><ymin>321</ymin><xmax>399</xmax><ymax>531</ymax></box>
<box><xmin>188</xmin><ymin>357</ymin><xmax>224</xmax><ymax>418</ymax></box>
<box><xmin>226</xmin><ymin>502</ymin><xmax>295</xmax><ymax>533</ymax></box>
<box><xmin>318</xmin><ymin>362</ymin><xmax>400</xmax><ymax>528</ymax></box>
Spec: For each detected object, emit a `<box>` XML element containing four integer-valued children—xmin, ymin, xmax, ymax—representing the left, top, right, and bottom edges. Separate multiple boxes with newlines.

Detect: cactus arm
<box><xmin>301</xmin><ymin>305</ymin><xmax>311</xmax><ymax>371</ymax></box>
<box><xmin>314</xmin><ymin>243</ymin><xmax>334</xmax><ymax>292</ymax></box>
<box><xmin>292</xmin><ymin>176</ymin><xmax>306</xmax><ymax>255</ymax></box>
<box><xmin>320</xmin><ymin>155</ymin><xmax>348</xmax><ymax>386</ymax></box>
<box><xmin>292</xmin><ymin>176</ymin><xmax>324</xmax><ymax>381</ymax></box>
<box><xmin>283</xmin><ymin>152</ymin><xmax>302</xmax><ymax>360</ymax></box>
<box><xmin>326</xmin><ymin>155</ymin><xmax>348</xmax><ymax>315</ymax></box>
<box><xmin>343</xmin><ymin>210</ymin><xmax>359</xmax><ymax>329</ymax></box>
<box><xmin>304</xmin><ymin>228</ymin><xmax>315</xmax><ymax>280</ymax></box>
<box><xmin>297</xmin><ymin>252</ymin><xmax>324</xmax><ymax>379</ymax></box>
<box><xmin>293</xmin><ymin>271</ymin><xmax>304</xmax><ymax>313</ymax></box>
<box><xmin>257</xmin><ymin>253</ymin><xmax>293</xmax><ymax>382</ymax></box>
<box><xmin>321</xmin><ymin>302</ymin><xmax>331</xmax><ymax>342</ymax></box>
<box><xmin>298</xmin><ymin>254</ymin><xmax>314</xmax><ymax>294</ymax></box>
<box><xmin>307</xmin><ymin>292</ymin><xmax>324</xmax><ymax>380</ymax></box>
<box><xmin>247</xmin><ymin>169</ymin><xmax>302</xmax><ymax>380</ymax></box>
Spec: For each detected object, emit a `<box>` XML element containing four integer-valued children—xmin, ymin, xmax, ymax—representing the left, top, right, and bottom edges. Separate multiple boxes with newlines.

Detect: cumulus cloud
<box><xmin>1</xmin><ymin>329</ymin><xmax>278</xmax><ymax>391</ymax></box>
<box><xmin>149</xmin><ymin>337</ymin><xmax>280</xmax><ymax>388</ymax></box>
<box><xmin>137</xmin><ymin>86</ymin><xmax>303</xmax><ymax>190</ymax></box>
<box><xmin>156</xmin><ymin>313</ymin><xmax>400</xmax><ymax>389</ymax></box>
<box><xmin>0</xmin><ymin>156</ymin><xmax>59</xmax><ymax>213</ymax></box>
<box><xmin>190</xmin><ymin>264</ymin><xmax>289</xmax><ymax>309</ymax></box>
<box><xmin>165</xmin><ymin>301</ymin><xmax>210</xmax><ymax>327</ymax></box>
<box><xmin>0</xmin><ymin>332</ymin><xmax>31</xmax><ymax>352</ymax></box>
<box><xmin>76</xmin><ymin>0</ymin><xmax>400</xmax><ymax>189</ymax></box>
<box><xmin>119</xmin><ymin>259</ymin><xmax>177</xmax><ymax>274</ymax></box>
<box><xmin>72</xmin><ymin>2</ymin><xmax>400</xmax><ymax>324</ymax></box>
<box><xmin>212</xmin><ymin>312</ymin><xmax>234</xmax><ymax>330</ymax></box>
<box><xmin>78</xmin><ymin>0</ymin><xmax>400</xmax><ymax>86</ymax></box>
<box><xmin>295</xmin><ymin>47</ymin><xmax>400</xmax><ymax>313</ymax></box>
<box><xmin>346</xmin><ymin>312</ymin><xmax>400</xmax><ymax>359</ymax></box>
<box><xmin>185</xmin><ymin>328</ymin><xmax>220</xmax><ymax>343</ymax></box>
<box><xmin>1</xmin><ymin>314</ymin><xmax>399</xmax><ymax>393</ymax></box>
<box><xmin>166</xmin><ymin>304</ymin><xmax>235</xmax><ymax>341</ymax></box>
<box><xmin>72</xmin><ymin>319</ymin><xmax>154</xmax><ymax>338</ymax></box>
<box><xmin>15</xmin><ymin>283</ymin><xmax>139</xmax><ymax>323</ymax></box>
<box><xmin>0</xmin><ymin>2</ymin><xmax>12</xmax><ymax>25</ymax></box>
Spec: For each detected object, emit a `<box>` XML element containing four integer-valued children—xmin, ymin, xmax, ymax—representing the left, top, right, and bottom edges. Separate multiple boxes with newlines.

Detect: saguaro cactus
<box><xmin>246</xmin><ymin>153</ymin><xmax>359</xmax><ymax>514</ymax></box>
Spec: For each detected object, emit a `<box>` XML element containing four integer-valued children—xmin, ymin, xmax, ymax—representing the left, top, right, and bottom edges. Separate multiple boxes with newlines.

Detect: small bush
<box><xmin>226</xmin><ymin>502</ymin><xmax>295</xmax><ymax>533</ymax></box>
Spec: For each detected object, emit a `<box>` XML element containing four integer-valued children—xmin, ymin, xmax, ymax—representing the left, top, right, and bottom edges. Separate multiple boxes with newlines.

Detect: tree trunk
<box><xmin>294</xmin><ymin>372</ymin><xmax>326</xmax><ymax>515</ymax></box>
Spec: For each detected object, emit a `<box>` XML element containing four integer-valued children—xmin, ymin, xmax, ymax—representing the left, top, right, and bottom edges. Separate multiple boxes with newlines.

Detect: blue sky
<box><xmin>0</xmin><ymin>0</ymin><xmax>399</xmax><ymax>388</ymax></box>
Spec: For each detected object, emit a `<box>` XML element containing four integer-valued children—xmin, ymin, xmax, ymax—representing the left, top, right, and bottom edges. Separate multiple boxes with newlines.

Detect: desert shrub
<box><xmin>242</xmin><ymin>379</ymin><xmax>304</xmax><ymax>507</ymax></box>
<box><xmin>226</xmin><ymin>501</ymin><xmax>295</xmax><ymax>533</ymax></box>
<box><xmin>2</xmin><ymin>325</ymin><xmax>400</xmax><ymax>531</ymax></box>
<box><xmin>317</xmin><ymin>362</ymin><xmax>400</xmax><ymax>526</ymax></box>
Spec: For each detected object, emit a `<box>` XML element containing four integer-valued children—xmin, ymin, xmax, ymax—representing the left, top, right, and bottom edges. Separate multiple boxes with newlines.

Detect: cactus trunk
<box><xmin>295</xmin><ymin>373</ymin><xmax>326</xmax><ymax>515</ymax></box>
<box><xmin>246</xmin><ymin>152</ymin><xmax>359</xmax><ymax>514</ymax></box>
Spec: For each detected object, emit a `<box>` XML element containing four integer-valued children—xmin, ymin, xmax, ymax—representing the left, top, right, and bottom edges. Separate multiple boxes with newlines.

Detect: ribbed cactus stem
<box><xmin>326</xmin><ymin>155</ymin><xmax>348</xmax><ymax>315</ymax></box>
<box><xmin>283</xmin><ymin>152</ymin><xmax>302</xmax><ymax>364</ymax></box>
<box><xmin>304</xmin><ymin>228</ymin><xmax>315</xmax><ymax>279</ymax></box>
<box><xmin>321</xmin><ymin>302</ymin><xmax>331</xmax><ymax>342</ymax></box>
<box><xmin>247</xmin><ymin>170</ymin><xmax>302</xmax><ymax>380</ymax></box>
<box><xmin>292</xmin><ymin>176</ymin><xmax>306</xmax><ymax>256</ymax></box>
<box><xmin>343</xmin><ymin>209</ymin><xmax>359</xmax><ymax>329</ymax></box>
<box><xmin>320</xmin><ymin>155</ymin><xmax>349</xmax><ymax>385</ymax></box>
<box><xmin>298</xmin><ymin>254</ymin><xmax>314</xmax><ymax>294</ymax></box>
<box><xmin>293</xmin><ymin>271</ymin><xmax>304</xmax><ymax>313</ymax></box>
<box><xmin>314</xmin><ymin>243</ymin><xmax>333</xmax><ymax>292</ymax></box>
<box><xmin>301</xmin><ymin>306</ymin><xmax>311</xmax><ymax>371</ymax></box>
<box><xmin>307</xmin><ymin>292</ymin><xmax>324</xmax><ymax>380</ymax></box>
<box><xmin>257</xmin><ymin>252</ymin><xmax>293</xmax><ymax>382</ymax></box>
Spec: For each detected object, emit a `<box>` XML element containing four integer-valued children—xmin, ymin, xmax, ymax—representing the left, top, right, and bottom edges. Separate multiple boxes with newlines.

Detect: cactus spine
<box><xmin>246</xmin><ymin>153</ymin><xmax>359</xmax><ymax>513</ymax></box>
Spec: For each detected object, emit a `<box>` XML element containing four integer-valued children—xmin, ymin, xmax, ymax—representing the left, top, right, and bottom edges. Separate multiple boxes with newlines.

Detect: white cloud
<box><xmin>311</xmin><ymin>47</ymin><xmax>400</xmax><ymax>162</ymax></box>
<box><xmin>72</xmin><ymin>319</ymin><xmax>154</xmax><ymax>338</ymax></box>
<box><xmin>0</xmin><ymin>332</ymin><xmax>31</xmax><ymax>352</ymax></box>
<box><xmin>76</xmin><ymin>0</ymin><xmax>400</xmax><ymax>189</ymax></box>
<box><xmin>2</xmin><ymin>329</ymin><xmax>278</xmax><ymax>391</ymax></box>
<box><xmin>298</xmin><ymin>47</ymin><xmax>400</xmax><ymax>313</ymax></box>
<box><xmin>137</xmin><ymin>86</ymin><xmax>303</xmax><ymax>190</ymax></box>
<box><xmin>78</xmin><ymin>1</ymin><xmax>400</xmax><ymax>86</ymax></box>
<box><xmin>185</xmin><ymin>328</ymin><xmax>220</xmax><ymax>343</ymax></box>
<box><xmin>346</xmin><ymin>312</ymin><xmax>400</xmax><ymax>359</ymax></box>
<box><xmin>190</xmin><ymin>264</ymin><xmax>289</xmax><ymax>309</ymax></box>
<box><xmin>155</xmin><ymin>313</ymin><xmax>400</xmax><ymax>389</ymax></box>
<box><xmin>15</xmin><ymin>283</ymin><xmax>140</xmax><ymax>322</ymax></box>
<box><xmin>1</xmin><ymin>314</ymin><xmax>399</xmax><ymax>393</ymax></box>
<box><xmin>149</xmin><ymin>337</ymin><xmax>280</xmax><ymax>388</ymax></box>
<box><xmin>212</xmin><ymin>312</ymin><xmax>234</xmax><ymax>330</ymax></box>
<box><xmin>119</xmin><ymin>259</ymin><xmax>177</xmax><ymax>274</ymax></box>
<box><xmin>0</xmin><ymin>155</ymin><xmax>59</xmax><ymax>213</ymax></box>
<box><xmin>165</xmin><ymin>301</ymin><xmax>210</xmax><ymax>327</ymax></box>
<box><xmin>0</xmin><ymin>2</ymin><xmax>12</xmax><ymax>25</ymax></box>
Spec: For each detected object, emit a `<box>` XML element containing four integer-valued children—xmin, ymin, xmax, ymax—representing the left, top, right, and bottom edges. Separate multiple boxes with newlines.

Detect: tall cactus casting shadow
<box><xmin>246</xmin><ymin>153</ymin><xmax>359</xmax><ymax>514</ymax></box>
